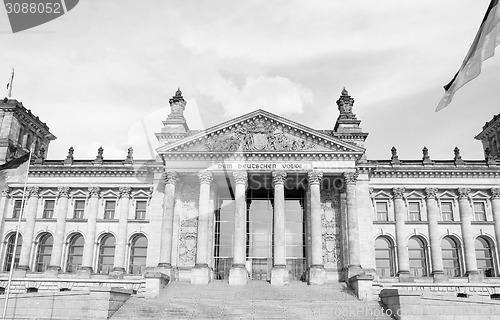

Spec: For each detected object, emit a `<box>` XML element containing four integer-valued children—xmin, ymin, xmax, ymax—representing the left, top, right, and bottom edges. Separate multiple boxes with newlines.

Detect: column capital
<box><xmin>457</xmin><ymin>187</ymin><xmax>471</xmax><ymax>199</ymax></box>
<box><xmin>272</xmin><ymin>171</ymin><xmax>287</xmax><ymax>186</ymax></box>
<box><xmin>425</xmin><ymin>187</ymin><xmax>438</xmax><ymax>200</ymax></box>
<box><xmin>1</xmin><ymin>187</ymin><xmax>12</xmax><ymax>198</ymax></box>
<box><xmin>57</xmin><ymin>187</ymin><xmax>70</xmax><ymax>198</ymax></box>
<box><xmin>198</xmin><ymin>170</ymin><xmax>213</xmax><ymax>185</ymax></box>
<box><xmin>343</xmin><ymin>172</ymin><xmax>358</xmax><ymax>185</ymax></box>
<box><xmin>119</xmin><ymin>186</ymin><xmax>132</xmax><ymax>199</ymax></box>
<box><xmin>491</xmin><ymin>188</ymin><xmax>500</xmax><ymax>199</ymax></box>
<box><xmin>163</xmin><ymin>171</ymin><xmax>178</xmax><ymax>185</ymax></box>
<box><xmin>27</xmin><ymin>186</ymin><xmax>40</xmax><ymax>198</ymax></box>
<box><xmin>308</xmin><ymin>171</ymin><xmax>323</xmax><ymax>185</ymax></box>
<box><xmin>88</xmin><ymin>186</ymin><xmax>101</xmax><ymax>198</ymax></box>
<box><xmin>233</xmin><ymin>171</ymin><xmax>248</xmax><ymax>186</ymax></box>
<box><xmin>392</xmin><ymin>187</ymin><xmax>405</xmax><ymax>199</ymax></box>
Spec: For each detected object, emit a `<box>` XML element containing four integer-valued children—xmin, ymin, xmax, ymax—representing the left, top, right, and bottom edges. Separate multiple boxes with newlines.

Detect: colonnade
<box><xmin>391</xmin><ymin>187</ymin><xmax>500</xmax><ymax>281</ymax></box>
<box><xmin>0</xmin><ymin>185</ymin><xmax>135</xmax><ymax>274</ymax></box>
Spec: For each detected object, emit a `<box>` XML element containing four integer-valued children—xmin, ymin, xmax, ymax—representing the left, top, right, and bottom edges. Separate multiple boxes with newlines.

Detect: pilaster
<box><xmin>80</xmin><ymin>186</ymin><xmax>100</xmax><ymax>274</ymax></box>
<box><xmin>17</xmin><ymin>186</ymin><xmax>40</xmax><ymax>273</ymax></box>
<box><xmin>425</xmin><ymin>188</ymin><xmax>446</xmax><ymax>282</ymax></box>
<box><xmin>392</xmin><ymin>188</ymin><xmax>410</xmax><ymax>278</ymax></box>
<box><xmin>47</xmin><ymin>187</ymin><xmax>70</xmax><ymax>275</ymax></box>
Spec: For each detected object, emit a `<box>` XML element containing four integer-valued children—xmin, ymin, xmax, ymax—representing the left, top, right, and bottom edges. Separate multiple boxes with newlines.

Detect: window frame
<box><xmin>407</xmin><ymin>201</ymin><xmax>422</xmax><ymax>222</ymax></box>
<box><xmin>104</xmin><ymin>200</ymin><xmax>116</xmax><ymax>220</ymax></box>
<box><xmin>128</xmin><ymin>234</ymin><xmax>148</xmax><ymax>275</ymax></box>
<box><xmin>134</xmin><ymin>200</ymin><xmax>147</xmax><ymax>220</ymax></box>
<box><xmin>35</xmin><ymin>233</ymin><xmax>53</xmax><ymax>272</ymax></box>
<box><xmin>374</xmin><ymin>236</ymin><xmax>395</xmax><ymax>277</ymax></box>
<box><xmin>42</xmin><ymin>199</ymin><xmax>56</xmax><ymax>219</ymax></box>
<box><xmin>12</xmin><ymin>199</ymin><xmax>23</xmax><ymax>219</ymax></box>
<box><xmin>66</xmin><ymin>233</ymin><xmax>84</xmax><ymax>273</ymax></box>
<box><xmin>374</xmin><ymin>201</ymin><xmax>389</xmax><ymax>221</ymax></box>
<box><xmin>440</xmin><ymin>200</ymin><xmax>455</xmax><ymax>222</ymax></box>
<box><xmin>73</xmin><ymin>199</ymin><xmax>86</xmax><ymax>219</ymax></box>
<box><xmin>473</xmin><ymin>201</ymin><xmax>487</xmax><ymax>222</ymax></box>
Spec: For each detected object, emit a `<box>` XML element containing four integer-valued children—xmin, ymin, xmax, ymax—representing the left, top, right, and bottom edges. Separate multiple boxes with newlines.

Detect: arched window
<box><xmin>66</xmin><ymin>234</ymin><xmax>84</xmax><ymax>273</ymax></box>
<box><xmin>476</xmin><ymin>237</ymin><xmax>495</xmax><ymax>277</ymax></box>
<box><xmin>4</xmin><ymin>233</ymin><xmax>22</xmax><ymax>271</ymax></box>
<box><xmin>374</xmin><ymin>237</ymin><xmax>394</xmax><ymax>277</ymax></box>
<box><xmin>97</xmin><ymin>234</ymin><xmax>115</xmax><ymax>274</ymax></box>
<box><xmin>408</xmin><ymin>237</ymin><xmax>428</xmax><ymax>277</ymax></box>
<box><xmin>36</xmin><ymin>233</ymin><xmax>53</xmax><ymax>272</ymax></box>
<box><xmin>129</xmin><ymin>234</ymin><xmax>148</xmax><ymax>275</ymax></box>
<box><xmin>442</xmin><ymin>237</ymin><xmax>461</xmax><ymax>277</ymax></box>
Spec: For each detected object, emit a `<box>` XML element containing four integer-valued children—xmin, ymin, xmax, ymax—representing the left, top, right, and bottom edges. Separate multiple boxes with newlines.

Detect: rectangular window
<box><xmin>104</xmin><ymin>201</ymin><xmax>116</xmax><ymax>220</ymax></box>
<box><xmin>473</xmin><ymin>202</ymin><xmax>487</xmax><ymax>221</ymax></box>
<box><xmin>12</xmin><ymin>200</ymin><xmax>23</xmax><ymax>219</ymax></box>
<box><xmin>408</xmin><ymin>202</ymin><xmax>421</xmax><ymax>221</ymax></box>
<box><xmin>135</xmin><ymin>201</ymin><xmax>147</xmax><ymax>220</ymax></box>
<box><xmin>375</xmin><ymin>202</ymin><xmax>388</xmax><ymax>221</ymax></box>
<box><xmin>43</xmin><ymin>200</ymin><xmax>55</xmax><ymax>219</ymax></box>
<box><xmin>73</xmin><ymin>200</ymin><xmax>85</xmax><ymax>219</ymax></box>
<box><xmin>441</xmin><ymin>201</ymin><xmax>454</xmax><ymax>221</ymax></box>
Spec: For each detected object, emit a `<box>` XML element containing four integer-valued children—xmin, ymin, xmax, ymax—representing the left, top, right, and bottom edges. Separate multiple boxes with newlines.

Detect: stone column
<box><xmin>392</xmin><ymin>188</ymin><xmax>410</xmax><ymax>277</ymax></box>
<box><xmin>81</xmin><ymin>187</ymin><xmax>100</xmax><ymax>273</ymax></box>
<box><xmin>308</xmin><ymin>171</ymin><xmax>326</xmax><ymax>285</ymax></box>
<box><xmin>47</xmin><ymin>187</ymin><xmax>70</xmax><ymax>274</ymax></box>
<box><xmin>112</xmin><ymin>186</ymin><xmax>132</xmax><ymax>275</ymax></box>
<box><xmin>191</xmin><ymin>171</ymin><xmax>212</xmax><ymax>285</ymax></box>
<box><xmin>229</xmin><ymin>171</ymin><xmax>249</xmax><ymax>285</ymax></box>
<box><xmin>425</xmin><ymin>188</ymin><xmax>445</xmax><ymax>281</ymax></box>
<box><xmin>17</xmin><ymin>187</ymin><xmax>40</xmax><ymax>272</ymax></box>
<box><xmin>158</xmin><ymin>172</ymin><xmax>177</xmax><ymax>273</ymax></box>
<box><xmin>270</xmin><ymin>171</ymin><xmax>288</xmax><ymax>286</ymax></box>
<box><xmin>458</xmin><ymin>187</ymin><xmax>480</xmax><ymax>281</ymax></box>
<box><xmin>0</xmin><ymin>188</ymin><xmax>11</xmax><ymax>233</ymax></box>
<box><xmin>344</xmin><ymin>172</ymin><xmax>363</xmax><ymax>279</ymax></box>
<box><xmin>492</xmin><ymin>188</ymin><xmax>500</xmax><ymax>277</ymax></box>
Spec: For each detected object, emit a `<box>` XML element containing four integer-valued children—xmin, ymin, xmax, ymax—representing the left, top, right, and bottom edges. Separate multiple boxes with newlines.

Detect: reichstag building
<box><xmin>0</xmin><ymin>88</ymin><xmax>499</xmax><ymax>297</ymax></box>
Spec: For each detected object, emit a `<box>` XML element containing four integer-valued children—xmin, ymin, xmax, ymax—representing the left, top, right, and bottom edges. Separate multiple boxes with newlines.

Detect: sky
<box><xmin>1</xmin><ymin>0</ymin><xmax>499</xmax><ymax>161</ymax></box>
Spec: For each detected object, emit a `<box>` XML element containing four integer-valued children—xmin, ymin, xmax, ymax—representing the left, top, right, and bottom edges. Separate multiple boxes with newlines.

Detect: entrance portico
<box><xmin>156</xmin><ymin>107</ymin><xmax>367</xmax><ymax>285</ymax></box>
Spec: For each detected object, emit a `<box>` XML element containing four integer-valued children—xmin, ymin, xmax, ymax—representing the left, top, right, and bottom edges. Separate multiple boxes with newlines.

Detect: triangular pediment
<box><xmin>157</xmin><ymin>110</ymin><xmax>364</xmax><ymax>157</ymax></box>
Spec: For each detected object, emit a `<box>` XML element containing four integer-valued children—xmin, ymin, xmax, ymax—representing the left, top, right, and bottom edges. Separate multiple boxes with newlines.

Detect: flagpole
<box><xmin>6</xmin><ymin>68</ymin><xmax>14</xmax><ymax>99</ymax></box>
<box><xmin>2</xmin><ymin>148</ymin><xmax>33</xmax><ymax>320</ymax></box>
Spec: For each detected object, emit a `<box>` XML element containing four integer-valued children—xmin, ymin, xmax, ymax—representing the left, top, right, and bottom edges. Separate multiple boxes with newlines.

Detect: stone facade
<box><xmin>0</xmin><ymin>89</ymin><xmax>499</xmax><ymax>302</ymax></box>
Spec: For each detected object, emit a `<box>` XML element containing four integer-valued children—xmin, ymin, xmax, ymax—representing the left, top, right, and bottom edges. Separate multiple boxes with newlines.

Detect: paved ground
<box><xmin>111</xmin><ymin>281</ymin><xmax>393</xmax><ymax>320</ymax></box>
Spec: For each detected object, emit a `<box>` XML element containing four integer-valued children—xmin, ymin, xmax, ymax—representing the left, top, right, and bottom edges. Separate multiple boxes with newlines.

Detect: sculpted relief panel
<box><xmin>205</xmin><ymin>118</ymin><xmax>315</xmax><ymax>152</ymax></box>
<box><xmin>178</xmin><ymin>185</ymin><xmax>199</xmax><ymax>266</ymax></box>
<box><xmin>321</xmin><ymin>188</ymin><xmax>342</xmax><ymax>269</ymax></box>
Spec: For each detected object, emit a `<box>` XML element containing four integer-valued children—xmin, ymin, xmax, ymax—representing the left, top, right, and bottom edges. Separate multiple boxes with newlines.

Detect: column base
<box><xmin>347</xmin><ymin>265</ymin><xmax>363</xmax><ymax>280</ymax></box>
<box><xmin>271</xmin><ymin>265</ymin><xmax>289</xmax><ymax>286</ymax></box>
<box><xmin>432</xmin><ymin>270</ymin><xmax>448</xmax><ymax>283</ymax></box>
<box><xmin>229</xmin><ymin>265</ymin><xmax>248</xmax><ymax>285</ymax></box>
<box><xmin>308</xmin><ymin>265</ymin><xmax>326</xmax><ymax>285</ymax></box>
<box><xmin>467</xmin><ymin>270</ymin><xmax>483</xmax><ymax>283</ymax></box>
<box><xmin>78</xmin><ymin>267</ymin><xmax>92</xmax><ymax>278</ymax></box>
<box><xmin>44</xmin><ymin>266</ymin><xmax>60</xmax><ymax>278</ymax></box>
<box><xmin>110</xmin><ymin>267</ymin><xmax>125</xmax><ymax>279</ymax></box>
<box><xmin>191</xmin><ymin>265</ymin><xmax>210</xmax><ymax>285</ymax></box>
<box><xmin>397</xmin><ymin>271</ymin><xmax>414</xmax><ymax>282</ymax></box>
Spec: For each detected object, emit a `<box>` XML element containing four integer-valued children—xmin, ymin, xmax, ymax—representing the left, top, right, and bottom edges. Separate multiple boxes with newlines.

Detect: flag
<box><xmin>6</xmin><ymin>68</ymin><xmax>14</xmax><ymax>98</ymax></box>
<box><xmin>0</xmin><ymin>153</ymin><xmax>30</xmax><ymax>189</ymax></box>
<box><xmin>436</xmin><ymin>0</ymin><xmax>500</xmax><ymax>111</ymax></box>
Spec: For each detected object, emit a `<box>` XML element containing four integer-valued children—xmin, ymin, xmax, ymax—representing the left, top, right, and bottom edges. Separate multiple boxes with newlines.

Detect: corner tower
<box><xmin>475</xmin><ymin>113</ymin><xmax>500</xmax><ymax>160</ymax></box>
<box><xmin>332</xmin><ymin>88</ymin><xmax>368</xmax><ymax>151</ymax></box>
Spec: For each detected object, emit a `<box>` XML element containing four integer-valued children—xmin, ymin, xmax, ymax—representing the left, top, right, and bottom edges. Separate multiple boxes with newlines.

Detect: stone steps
<box><xmin>111</xmin><ymin>281</ymin><xmax>392</xmax><ymax>320</ymax></box>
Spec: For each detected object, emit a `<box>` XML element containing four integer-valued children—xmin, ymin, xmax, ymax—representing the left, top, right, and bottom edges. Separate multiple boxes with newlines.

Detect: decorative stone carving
<box><xmin>308</xmin><ymin>171</ymin><xmax>323</xmax><ymax>185</ymax></box>
<box><xmin>1</xmin><ymin>188</ymin><xmax>11</xmax><ymax>198</ymax></box>
<box><xmin>163</xmin><ymin>171</ymin><xmax>178</xmax><ymax>185</ymax></box>
<box><xmin>457</xmin><ymin>187</ymin><xmax>471</xmax><ymax>199</ymax></box>
<box><xmin>205</xmin><ymin>118</ymin><xmax>315</xmax><ymax>152</ymax></box>
<box><xmin>336</xmin><ymin>88</ymin><xmax>356</xmax><ymax>120</ymax></box>
<box><xmin>321</xmin><ymin>188</ymin><xmax>342</xmax><ymax>267</ymax></box>
<box><xmin>64</xmin><ymin>146</ymin><xmax>74</xmax><ymax>164</ymax></box>
<box><xmin>198</xmin><ymin>171</ymin><xmax>213</xmax><ymax>185</ymax></box>
<box><xmin>178</xmin><ymin>218</ymin><xmax>198</xmax><ymax>265</ymax></box>
<box><xmin>88</xmin><ymin>186</ymin><xmax>100</xmax><ymax>198</ymax></box>
<box><xmin>233</xmin><ymin>171</ymin><xmax>248</xmax><ymax>186</ymax></box>
<box><xmin>390</xmin><ymin>146</ymin><xmax>400</xmax><ymax>164</ymax></box>
<box><xmin>272</xmin><ymin>171</ymin><xmax>287</xmax><ymax>186</ymax></box>
<box><xmin>57</xmin><ymin>187</ymin><xmax>70</xmax><ymax>198</ymax></box>
<box><xmin>491</xmin><ymin>188</ymin><xmax>500</xmax><ymax>199</ymax></box>
<box><xmin>392</xmin><ymin>187</ymin><xmax>405</xmax><ymax>199</ymax></box>
<box><xmin>95</xmin><ymin>147</ymin><xmax>104</xmax><ymax>162</ymax></box>
<box><xmin>422</xmin><ymin>146</ymin><xmax>433</xmax><ymax>164</ymax></box>
<box><xmin>425</xmin><ymin>188</ymin><xmax>438</xmax><ymax>199</ymax></box>
<box><xmin>454</xmin><ymin>147</ymin><xmax>463</xmax><ymax>162</ymax></box>
<box><xmin>343</xmin><ymin>172</ymin><xmax>358</xmax><ymax>185</ymax></box>
<box><xmin>27</xmin><ymin>187</ymin><xmax>40</xmax><ymax>198</ymax></box>
<box><xmin>124</xmin><ymin>147</ymin><xmax>133</xmax><ymax>164</ymax></box>
<box><xmin>119</xmin><ymin>186</ymin><xmax>132</xmax><ymax>199</ymax></box>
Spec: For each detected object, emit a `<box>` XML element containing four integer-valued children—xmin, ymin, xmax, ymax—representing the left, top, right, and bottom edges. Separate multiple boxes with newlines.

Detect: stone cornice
<box><xmin>26</xmin><ymin>161</ymin><xmax>162</xmax><ymax>177</ymax></box>
<box><xmin>162</xmin><ymin>152</ymin><xmax>360</xmax><ymax>161</ymax></box>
